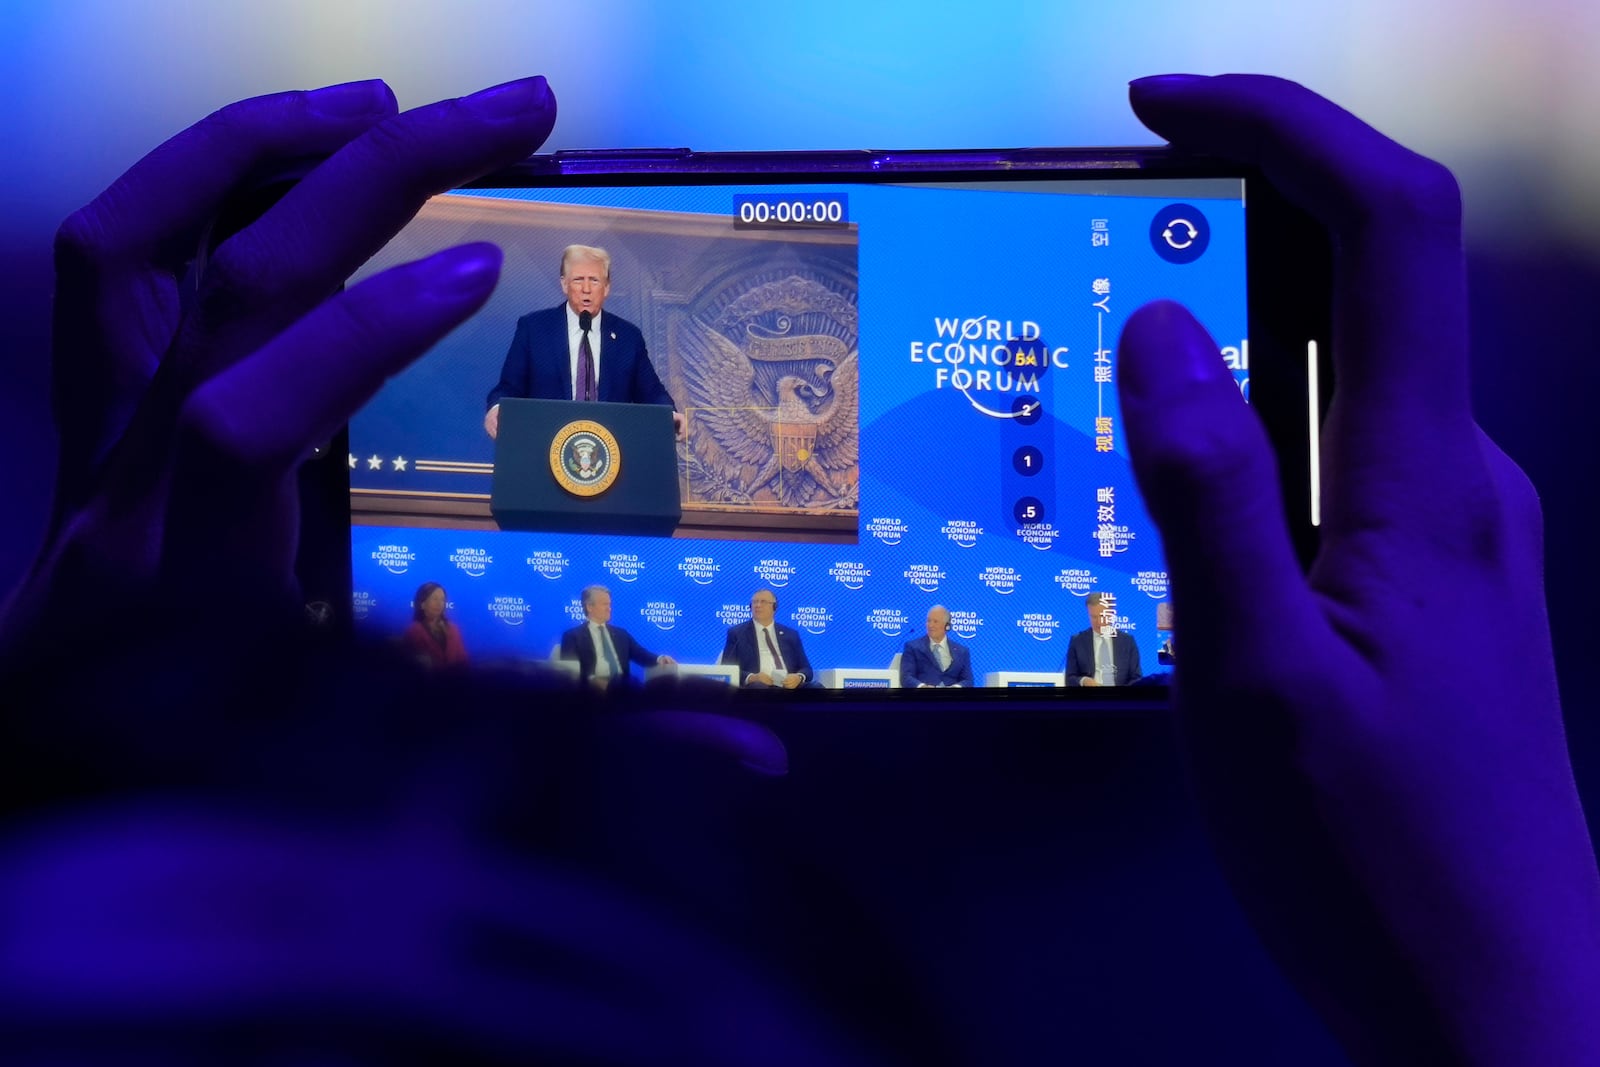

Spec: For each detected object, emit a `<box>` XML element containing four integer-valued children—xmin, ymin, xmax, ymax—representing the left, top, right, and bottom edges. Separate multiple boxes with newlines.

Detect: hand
<box><xmin>749</xmin><ymin>673</ymin><xmax>775</xmax><ymax>688</ymax></box>
<box><xmin>1118</xmin><ymin>74</ymin><xmax>1600</xmax><ymax>1062</ymax></box>
<box><xmin>657</xmin><ymin>654</ymin><xmax>677</xmax><ymax>666</ymax></box>
<box><xmin>1079</xmin><ymin>678</ymin><xmax>1099</xmax><ymax>688</ymax></box>
<box><xmin>781</xmin><ymin>674</ymin><xmax>804</xmax><ymax>690</ymax></box>
<box><xmin>485</xmin><ymin>403</ymin><xmax>500</xmax><ymax>439</ymax></box>
<box><xmin>0</xmin><ymin>647</ymin><xmax>807</xmax><ymax>1059</ymax></box>
<box><xmin>0</xmin><ymin>77</ymin><xmax>557</xmax><ymax>645</ymax></box>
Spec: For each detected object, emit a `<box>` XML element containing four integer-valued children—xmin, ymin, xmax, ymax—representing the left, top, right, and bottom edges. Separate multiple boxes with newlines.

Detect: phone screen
<box><xmin>343</xmin><ymin>171</ymin><xmax>1266</xmax><ymax>688</ymax></box>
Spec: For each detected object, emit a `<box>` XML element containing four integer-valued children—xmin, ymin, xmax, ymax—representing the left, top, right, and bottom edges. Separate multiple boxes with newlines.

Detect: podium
<box><xmin>491</xmin><ymin>398</ymin><xmax>681</xmax><ymax>535</ymax></box>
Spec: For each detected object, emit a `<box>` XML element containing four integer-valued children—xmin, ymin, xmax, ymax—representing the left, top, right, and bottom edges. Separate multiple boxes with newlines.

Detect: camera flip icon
<box><xmin>1149</xmin><ymin>203</ymin><xmax>1211</xmax><ymax>265</ymax></box>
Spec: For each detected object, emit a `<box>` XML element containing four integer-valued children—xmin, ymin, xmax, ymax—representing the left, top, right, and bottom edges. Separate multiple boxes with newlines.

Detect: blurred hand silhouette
<box><xmin>1118</xmin><ymin>73</ymin><xmax>1600</xmax><ymax>1063</ymax></box>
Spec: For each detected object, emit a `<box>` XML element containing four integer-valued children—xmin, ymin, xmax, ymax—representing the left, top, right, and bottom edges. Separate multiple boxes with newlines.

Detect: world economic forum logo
<box><xmin>907</xmin><ymin>315</ymin><xmax>1068</xmax><ymax>420</ymax></box>
<box><xmin>1017</xmin><ymin>523</ymin><xmax>1059</xmax><ymax>551</ymax></box>
<box><xmin>829</xmin><ymin>561</ymin><xmax>870</xmax><ymax>590</ymax></box>
<box><xmin>753</xmin><ymin>558</ymin><xmax>797</xmax><ymax>587</ymax></box>
<box><xmin>371</xmin><ymin>544</ymin><xmax>415</xmax><ymax>576</ymax></box>
<box><xmin>1133</xmin><ymin>571</ymin><xmax>1170</xmax><ymax>599</ymax></box>
<box><xmin>979</xmin><ymin>566</ymin><xmax>1020</xmax><ymax>594</ymax></box>
<box><xmin>490</xmin><ymin>596</ymin><xmax>529</xmax><ymax>626</ymax></box>
<box><xmin>941</xmin><ymin>519</ymin><xmax>982</xmax><ymax>548</ymax></box>
<box><xmin>1055</xmin><ymin>569</ymin><xmax>1097</xmax><ymax>596</ymax></box>
<box><xmin>1016</xmin><ymin>613</ymin><xmax>1060</xmax><ymax>642</ymax></box>
<box><xmin>641</xmin><ymin>601</ymin><xmax>682</xmax><ymax>631</ymax></box>
<box><xmin>867</xmin><ymin>607</ymin><xmax>909</xmax><ymax>637</ymax></box>
<box><xmin>791</xmin><ymin>606</ymin><xmax>832</xmax><ymax>635</ymax></box>
<box><xmin>679</xmin><ymin>556</ymin><xmax>719</xmax><ymax>585</ymax></box>
<box><xmin>527</xmin><ymin>550</ymin><xmax>570</xmax><ymax>581</ymax></box>
<box><xmin>867</xmin><ymin>517</ymin><xmax>908</xmax><ymax>546</ymax></box>
<box><xmin>450</xmin><ymin>547</ymin><xmax>492</xmax><ymax>578</ymax></box>
<box><xmin>605</xmin><ymin>553</ymin><xmax>644</xmax><ymax>583</ymax></box>
<box><xmin>716</xmin><ymin>603</ymin><xmax>752</xmax><ymax>627</ymax></box>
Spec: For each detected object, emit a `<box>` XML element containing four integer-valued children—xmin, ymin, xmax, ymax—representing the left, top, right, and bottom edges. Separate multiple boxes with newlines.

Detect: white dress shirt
<box><xmin>753</xmin><ymin>623</ymin><xmax>793</xmax><ymax>683</ymax></box>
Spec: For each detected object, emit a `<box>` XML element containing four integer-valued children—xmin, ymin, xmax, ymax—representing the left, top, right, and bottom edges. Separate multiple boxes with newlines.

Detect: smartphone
<box><xmin>302</xmin><ymin>146</ymin><xmax>1331</xmax><ymax>699</ymax></box>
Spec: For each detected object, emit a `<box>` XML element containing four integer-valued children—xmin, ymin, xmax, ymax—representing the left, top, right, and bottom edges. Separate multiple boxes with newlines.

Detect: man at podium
<box><xmin>483</xmin><ymin>244</ymin><xmax>682</xmax><ymax>439</ymax></box>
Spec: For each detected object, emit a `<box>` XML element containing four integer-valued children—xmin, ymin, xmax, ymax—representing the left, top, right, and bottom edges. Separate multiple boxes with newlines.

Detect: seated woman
<box><xmin>402</xmin><ymin>582</ymin><xmax>469</xmax><ymax>668</ymax></box>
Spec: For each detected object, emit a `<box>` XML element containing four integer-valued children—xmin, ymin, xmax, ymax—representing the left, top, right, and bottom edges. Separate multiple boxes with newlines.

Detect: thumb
<box><xmin>1117</xmin><ymin>301</ymin><xmax>1318</xmax><ymax>679</ymax></box>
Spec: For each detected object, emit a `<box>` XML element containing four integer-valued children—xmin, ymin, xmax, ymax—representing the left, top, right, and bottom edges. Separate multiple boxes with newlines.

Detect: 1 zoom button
<box><xmin>1149</xmin><ymin>203</ymin><xmax>1210</xmax><ymax>264</ymax></box>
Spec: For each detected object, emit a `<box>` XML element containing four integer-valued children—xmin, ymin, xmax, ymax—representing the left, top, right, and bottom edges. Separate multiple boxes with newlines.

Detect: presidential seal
<box><xmin>549</xmin><ymin>420</ymin><xmax>620</xmax><ymax>497</ymax></box>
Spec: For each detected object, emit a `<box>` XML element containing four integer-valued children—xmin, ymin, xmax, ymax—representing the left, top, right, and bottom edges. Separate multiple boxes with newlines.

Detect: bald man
<box><xmin>899</xmin><ymin>605</ymin><xmax>974</xmax><ymax>688</ymax></box>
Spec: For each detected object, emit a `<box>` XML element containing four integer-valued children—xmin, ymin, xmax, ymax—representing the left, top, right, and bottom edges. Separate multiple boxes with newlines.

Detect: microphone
<box><xmin>578</xmin><ymin>311</ymin><xmax>593</xmax><ymax>332</ymax></box>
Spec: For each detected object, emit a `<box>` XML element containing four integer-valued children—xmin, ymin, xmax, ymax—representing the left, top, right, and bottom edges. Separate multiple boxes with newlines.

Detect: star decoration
<box><xmin>347</xmin><ymin>453</ymin><xmax>357</xmax><ymax>469</ymax></box>
<box><xmin>392</xmin><ymin>456</ymin><xmax>408</xmax><ymax>472</ymax></box>
<box><xmin>367</xmin><ymin>455</ymin><xmax>383</xmax><ymax>470</ymax></box>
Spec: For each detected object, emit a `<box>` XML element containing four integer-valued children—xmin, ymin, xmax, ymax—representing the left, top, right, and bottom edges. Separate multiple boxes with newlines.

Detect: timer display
<box><xmin>733</xmin><ymin>193</ymin><xmax>850</xmax><ymax>228</ymax></box>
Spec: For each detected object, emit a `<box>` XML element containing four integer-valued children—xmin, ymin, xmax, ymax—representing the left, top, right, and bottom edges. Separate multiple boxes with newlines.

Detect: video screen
<box><xmin>347</xmin><ymin>175</ymin><xmax>1247</xmax><ymax>688</ymax></box>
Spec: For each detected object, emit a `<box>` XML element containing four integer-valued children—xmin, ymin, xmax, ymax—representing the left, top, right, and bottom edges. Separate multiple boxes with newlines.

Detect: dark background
<box><xmin>1</xmin><ymin>4</ymin><xmax>1593</xmax><ymax>1061</ymax></box>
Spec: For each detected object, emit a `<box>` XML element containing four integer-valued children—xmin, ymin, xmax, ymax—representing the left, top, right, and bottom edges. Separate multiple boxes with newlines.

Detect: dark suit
<box><xmin>486</xmin><ymin>304</ymin><xmax>673</xmax><ymax>410</ymax></box>
<box><xmin>1064</xmin><ymin>629</ymin><xmax>1142</xmax><ymax>687</ymax></box>
<box><xmin>559</xmin><ymin>620</ymin><xmax>663</xmax><ymax>686</ymax></box>
<box><xmin>721</xmin><ymin>621</ymin><xmax>818</xmax><ymax>688</ymax></box>
<box><xmin>899</xmin><ymin>635</ymin><xmax>974</xmax><ymax>688</ymax></box>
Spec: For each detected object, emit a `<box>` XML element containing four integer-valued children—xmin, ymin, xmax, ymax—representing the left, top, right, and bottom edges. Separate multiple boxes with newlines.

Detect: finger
<box><xmin>162</xmin><ymin>242</ymin><xmax>503</xmax><ymax>591</ymax></box>
<box><xmin>195</xmin><ymin>77</ymin><xmax>556</xmax><ymax>368</ymax></box>
<box><xmin>56</xmin><ymin>80</ymin><xmax>397</xmax><ymax>276</ymax></box>
<box><xmin>50</xmin><ymin>82</ymin><xmax>399</xmax><ymax>491</ymax></box>
<box><xmin>1128</xmin><ymin>74</ymin><xmax>1476</xmax><ymax>544</ymax></box>
<box><xmin>1118</xmin><ymin>301</ymin><xmax>1329</xmax><ymax>685</ymax></box>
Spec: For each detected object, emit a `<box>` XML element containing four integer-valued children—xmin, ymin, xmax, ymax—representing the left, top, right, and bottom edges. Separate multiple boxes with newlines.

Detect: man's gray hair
<box><xmin>580</xmin><ymin>584</ymin><xmax>610</xmax><ymax>608</ymax></box>
<box><xmin>561</xmin><ymin>244</ymin><xmax>612</xmax><ymax>280</ymax></box>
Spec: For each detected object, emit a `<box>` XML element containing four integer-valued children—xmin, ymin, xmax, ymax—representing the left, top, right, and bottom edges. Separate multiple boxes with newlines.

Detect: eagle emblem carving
<box><xmin>678</xmin><ymin>275</ymin><xmax>859</xmax><ymax>510</ymax></box>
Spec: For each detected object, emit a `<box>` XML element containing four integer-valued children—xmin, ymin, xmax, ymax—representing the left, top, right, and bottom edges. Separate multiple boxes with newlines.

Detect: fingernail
<box><xmin>307</xmin><ymin>79</ymin><xmax>395</xmax><ymax>119</ymax></box>
<box><xmin>1118</xmin><ymin>300</ymin><xmax>1229</xmax><ymax>405</ymax></box>
<box><xmin>420</xmin><ymin>242</ymin><xmax>502</xmax><ymax>298</ymax></box>
<box><xmin>460</xmin><ymin>76</ymin><xmax>554</xmax><ymax>121</ymax></box>
<box><xmin>1130</xmin><ymin>74</ymin><xmax>1208</xmax><ymax>90</ymax></box>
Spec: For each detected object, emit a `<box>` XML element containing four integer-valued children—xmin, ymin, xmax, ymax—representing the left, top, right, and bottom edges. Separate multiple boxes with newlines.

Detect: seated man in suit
<box><xmin>720</xmin><ymin>588</ymin><xmax>817</xmax><ymax>689</ymax></box>
<box><xmin>1064</xmin><ymin>592</ymin><xmax>1142</xmax><ymax>687</ymax></box>
<box><xmin>559</xmin><ymin>584</ymin><xmax>675</xmax><ymax>688</ymax></box>
<box><xmin>900</xmin><ymin>604</ymin><xmax>974</xmax><ymax>688</ymax></box>
<box><xmin>483</xmin><ymin>244</ymin><xmax>683</xmax><ymax>438</ymax></box>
